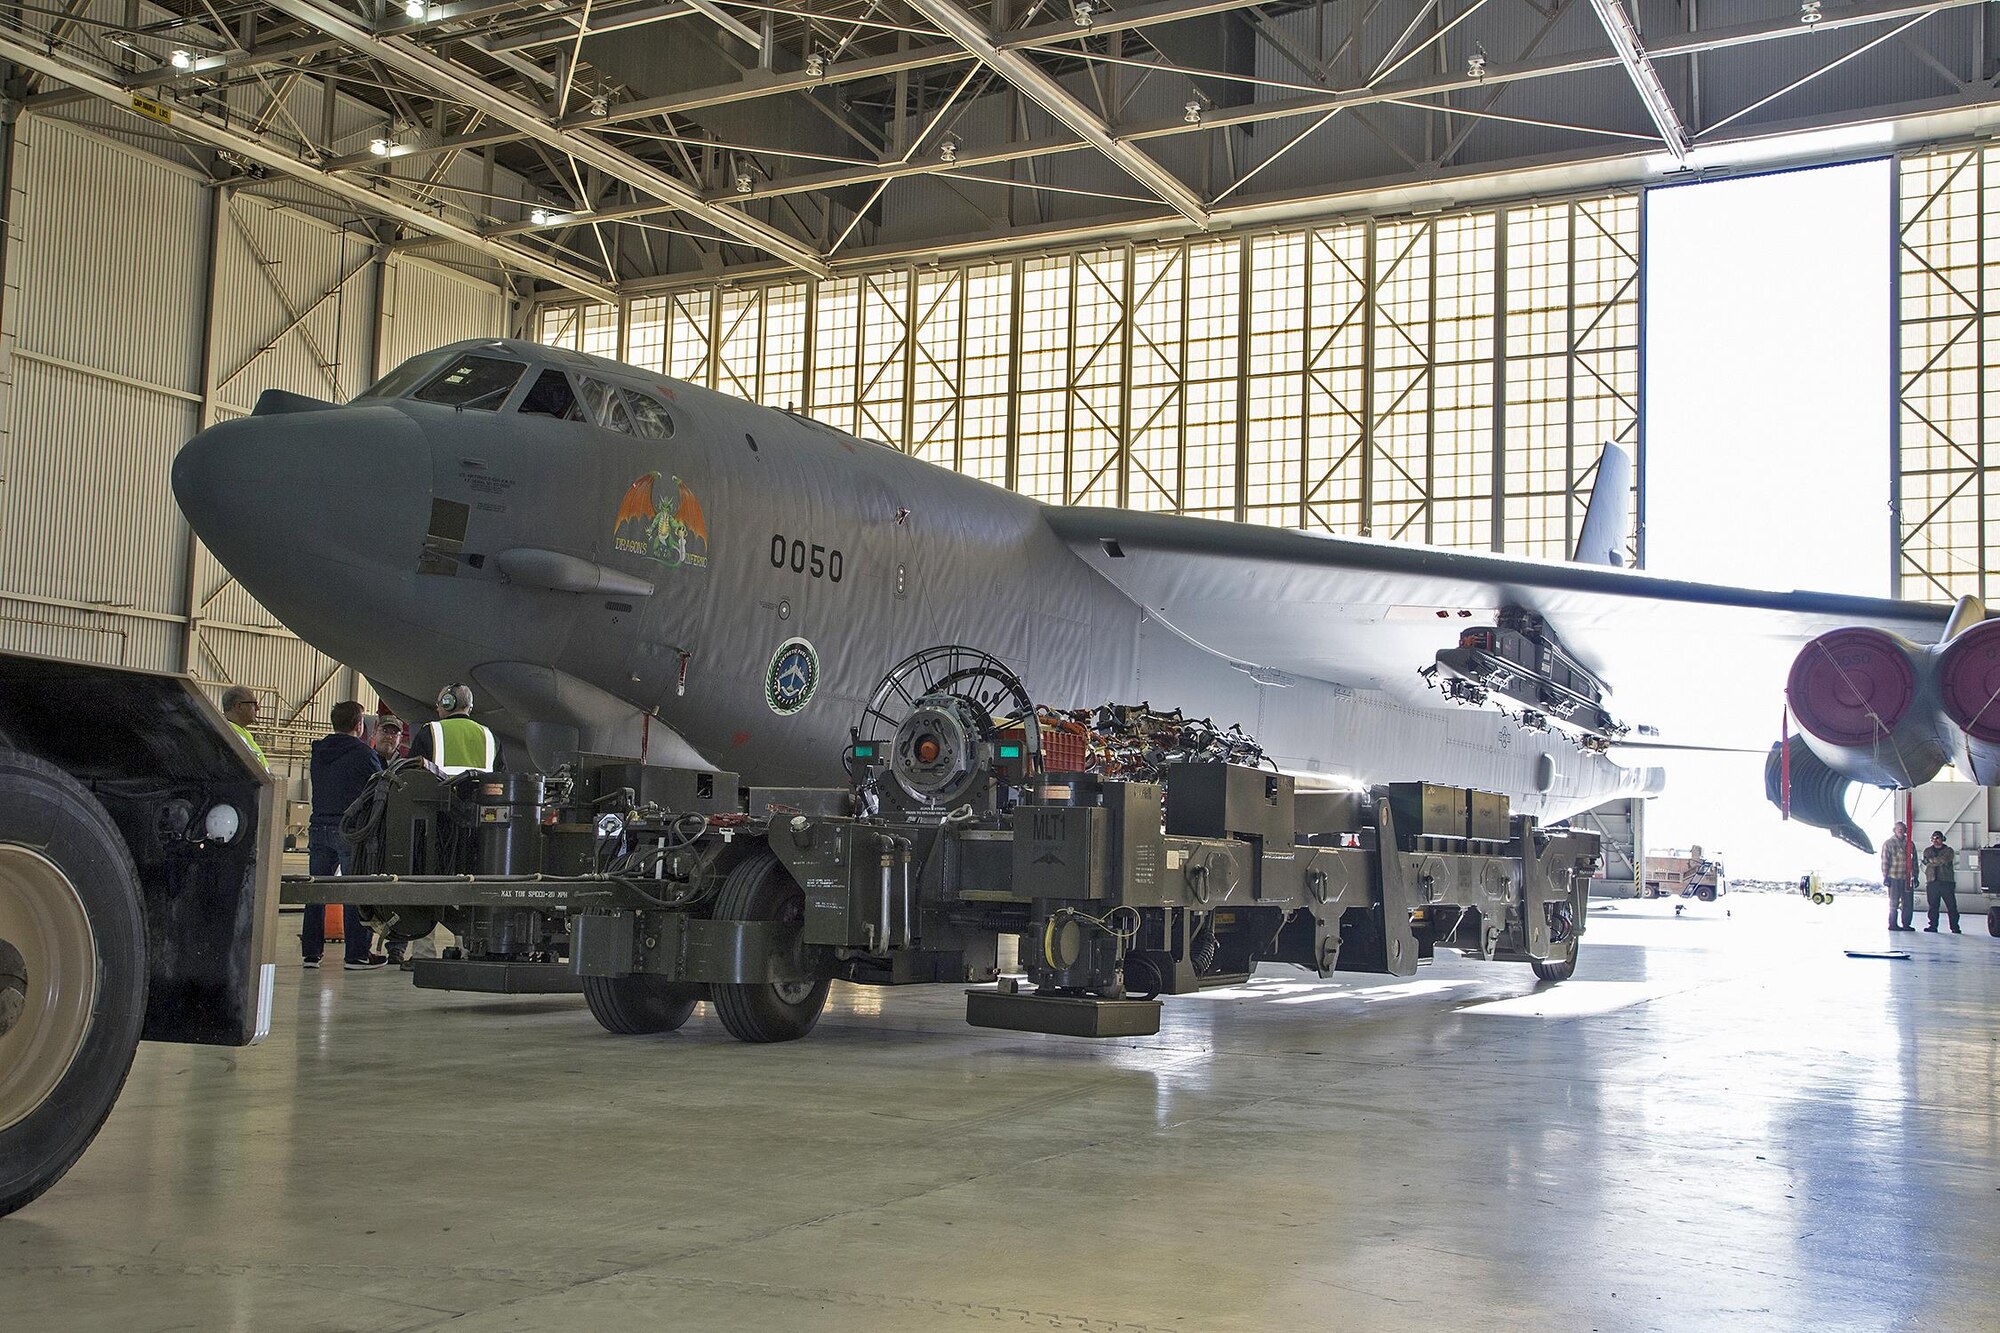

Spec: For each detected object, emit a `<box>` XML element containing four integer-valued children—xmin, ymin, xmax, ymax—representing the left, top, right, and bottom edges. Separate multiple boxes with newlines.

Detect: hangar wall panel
<box><xmin>208</xmin><ymin>193</ymin><xmax>379</xmax><ymax>415</ymax></box>
<box><xmin>379</xmin><ymin>256</ymin><xmax>510</xmax><ymax>373</ymax></box>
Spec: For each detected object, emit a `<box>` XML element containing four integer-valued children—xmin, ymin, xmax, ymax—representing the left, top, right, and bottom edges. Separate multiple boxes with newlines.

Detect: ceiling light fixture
<box><xmin>1467</xmin><ymin>53</ymin><xmax>1486</xmax><ymax>80</ymax></box>
<box><xmin>404</xmin><ymin>0</ymin><xmax>428</xmax><ymax>19</ymax></box>
<box><xmin>1073</xmin><ymin>1</ymin><xmax>1094</xmax><ymax>29</ymax></box>
<box><xmin>939</xmin><ymin>135</ymin><xmax>958</xmax><ymax>164</ymax></box>
<box><xmin>368</xmin><ymin>135</ymin><xmax>394</xmax><ymax>157</ymax></box>
<box><xmin>1183</xmin><ymin>99</ymin><xmax>1201</xmax><ymax>125</ymax></box>
<box><xmin>1799</xmin><ymin>0</ymin><xmax>1822</xmax><ymax>23</ymax></box>
<box><xmin>169</xmin><ymin>48</ymin><xmax>194</xmax><ymax>71</ymax></box>
<box><xmin>735</xmin><ymin>171</ymin><xmax>753</xmax><ymax>194</ymax></box>
<box><xmin>804</xmin><ymin>51</ymin><xmax>826</xmax><ymax>78</ymax></box>
<box><xmin>530</xmin><ymin>207</ymin><xmax>553</xmax><ymax>225</ymax></box>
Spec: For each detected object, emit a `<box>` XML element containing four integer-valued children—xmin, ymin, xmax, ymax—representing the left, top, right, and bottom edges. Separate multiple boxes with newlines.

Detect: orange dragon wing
<box><xmin>614</xmin><ymin>474</ymin><xmax>658</xmax><ymax>529</ymax></box>
<box><xmin>674</xmin><ymin>481</ymin><xmax>709</xmax><ymax>544</ymax></box>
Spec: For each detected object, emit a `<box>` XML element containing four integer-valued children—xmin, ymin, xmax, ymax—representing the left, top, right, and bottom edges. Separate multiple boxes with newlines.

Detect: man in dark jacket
<box><xmin>1921</xmin><ymin>830</ymin><xmax>1963</xmax><ymax>934</ymax></box>
<box><xmin>304</xmin><ymin>700</ymin><xmax>385</xmax><ymax>970</ymax></box>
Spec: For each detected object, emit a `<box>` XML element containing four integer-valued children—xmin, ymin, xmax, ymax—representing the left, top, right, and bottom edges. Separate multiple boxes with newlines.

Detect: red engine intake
<box><xmin>1784</xmin><ymin>628</ymin><xmax>1945</xmax><ymax>791</ymax></box>
<box><xmin>1786</xmin><ymin>628</ymin><xmax>1916</xmax><ymax>746</ymax></box>
<box><xmin>1938</xmin><ymin>618</ymin><xmax>2000</xmax><ymax>783</ymax></box>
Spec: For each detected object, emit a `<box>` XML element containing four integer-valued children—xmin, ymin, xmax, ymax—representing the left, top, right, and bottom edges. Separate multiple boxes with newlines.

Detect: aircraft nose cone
<box><xmin>173</xmin><ymin>406</ymin><xmax>430</xmax><ymax>646</ymax></box>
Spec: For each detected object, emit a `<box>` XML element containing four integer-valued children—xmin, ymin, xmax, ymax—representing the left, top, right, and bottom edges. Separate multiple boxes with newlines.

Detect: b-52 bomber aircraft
<box><xmin>0</xmin><ymin>337</ymin><xmax>1966</xmax><ymax>1218</ymax></box>
<box><xmin>170</xmin><ymin>338</ymin><xmax>1944</xmax><ymax>821</ymax></box>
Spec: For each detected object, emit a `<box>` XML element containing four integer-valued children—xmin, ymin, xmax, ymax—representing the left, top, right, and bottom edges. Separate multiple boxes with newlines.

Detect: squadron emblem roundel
<box><xmin>766</xmin><ymin>637</ymin><xmax>820</xmax><ymax>716</ymax></box>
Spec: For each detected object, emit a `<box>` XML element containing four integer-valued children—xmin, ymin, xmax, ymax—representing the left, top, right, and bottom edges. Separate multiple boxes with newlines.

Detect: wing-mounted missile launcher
<box><xmin>1429</xmin><ymin>608</ymin><xmax>1625</xmax><ymax>738</ymax></box>
<box><xmin>286</xmin><ymin>648</ymin><xmax>1601</xmax><ymax>1042</ymax></box>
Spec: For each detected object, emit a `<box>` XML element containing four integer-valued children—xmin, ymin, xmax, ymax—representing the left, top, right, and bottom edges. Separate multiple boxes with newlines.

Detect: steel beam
<box><xmin>0</xmin><ymin>29</ymin><xmax>617</xmax><ymax>302</ymax></box>
<box><xmin>1588</xmin><ymin>0</ymin><xmax>1689</xmax><ymax>161</ymax></box>
<box><xmin>261</xmin><ymin>0</ymin><xmax>829</xmax><ymax>275</ymax></box>
<box><xmin>902</xmin><ymin>0</ymin><xmax>1207</xmax><ymax>224</ymax></box>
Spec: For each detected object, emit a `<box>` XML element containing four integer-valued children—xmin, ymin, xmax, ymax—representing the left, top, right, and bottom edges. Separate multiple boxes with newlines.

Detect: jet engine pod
<box><xmin>1938</xmin><ymin>618</ymin><xmax>2000</xmax><ymax>784</ymax></box>
<box><xmin>1784</xmin><ymin>627</ymin><xmax>1947</xmax><ymax>790</ymax></box>
<box><xmin>1765</xmin><ymin>736</ymin><xmax>1872</xmax><ymax>853</ymax></box>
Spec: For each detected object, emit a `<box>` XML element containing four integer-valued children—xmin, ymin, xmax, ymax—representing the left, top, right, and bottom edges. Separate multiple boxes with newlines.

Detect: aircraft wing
<box><xmin>1044</xmin><ymin>507</ymin><xmax>1950</xmax><ymax>750</ymax></box>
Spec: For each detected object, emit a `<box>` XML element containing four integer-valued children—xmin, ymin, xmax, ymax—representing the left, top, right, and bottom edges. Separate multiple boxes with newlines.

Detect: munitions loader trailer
<box><xmin>285</xmin><ymin>678</ymin><xmax>1599</xmax><ymax>1045</ymax></box>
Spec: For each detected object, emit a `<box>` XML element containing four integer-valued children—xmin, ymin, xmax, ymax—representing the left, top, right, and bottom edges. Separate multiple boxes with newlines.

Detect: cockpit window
<box><xmin>411</xmin><ymin>355</ymin><xmax>525</xmax><ymax>410</ymax></box>
<box><xmin>622</xmin><ymin>389</ymin><xmax>676</xmax><ymax>440</ymax></box>
<box><xmin>576</xmin><ymin>376</ymin><xmax>633</xmax><ymax>434</ymax></box>
<box><xmin>357</xmin><ymin>351</ymin><xmax>448</xmax><ymax>401</ymax></box>
<box><xmin>519</xmin><ymin>368</ymin><xmax>584</xmax><ymax>421</ymax></box>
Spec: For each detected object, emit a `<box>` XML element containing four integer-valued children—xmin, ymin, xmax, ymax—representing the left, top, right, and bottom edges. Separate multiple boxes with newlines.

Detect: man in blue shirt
<box><xmin>304</xmin><ymin>700</ymin><xmax>385</xmax><ymax>970</ymax></box>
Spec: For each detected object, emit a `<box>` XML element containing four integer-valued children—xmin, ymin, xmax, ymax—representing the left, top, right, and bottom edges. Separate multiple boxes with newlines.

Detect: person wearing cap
<box><xmin>411</xmin><ymin>683</ymin><xmax>498</xmax><ymax>775</ymax></box>
<box><xmin>371</xmin><ymin>715</ymin><xmax>406</xmax><ymax>763</ymax></box>
<box><xmin>1882</xmin><ymin>821</ymin><xmax>1915</xmax><ymax>932</ymax></box>
<box><xmin>1920</xmin><ymin>830</ymin><xmax>1963</xmax><ymax>934</ymax></box>
<box><xmin>220</xmin><ymin>684</ymin><xmax>267</xmax><ymax>769</ymax></box>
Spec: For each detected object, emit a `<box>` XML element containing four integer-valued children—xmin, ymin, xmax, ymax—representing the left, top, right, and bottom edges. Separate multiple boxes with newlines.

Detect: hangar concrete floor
<box><xmin>7</xmin><ymin>893</ymin><xmax>1997</xmax><ymax>1332</ymax></box>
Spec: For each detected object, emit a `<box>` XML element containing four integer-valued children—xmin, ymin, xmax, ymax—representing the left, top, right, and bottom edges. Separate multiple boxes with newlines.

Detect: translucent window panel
<box><xmin>1899</xmin><ymin>146</ymin><xmax>1994</xmax><ymax>600</ymax></box>
<box><xmin>1127</xmin><ymin>247</ymin><xmax>1186</xmax><ymax>512</ymax></box>
<box><xmin>910</xmin><ymin>269</ymin><xmax>964</xmax><ymax>467</ymax></box>
<box><xmin>959</xmin><ymin>262</ymin><xmax>1014</xmax><ymax>486</ymax></box>
<box><xmin>1245</xmin><ymin>233</ymin><xmax>1306</xmax><ymax>528</ymax></box>
<box><xmin>716</xmin><ymin>287</ymin><xmax>765</xmax><ymax>404</ymax></box>
<box><xmin>1182</xmin><ymin>240</ymin><xmax>1240</xmax><ymax>517</ymax></box>
<box><xmin>1067</xmin><ymin>250</ymin><xmax>1127</xmax><ymax>506</ymax></box>
<box><xmin>1300</xmin><ymin>224</ymin><xmax>1370</xmax><ymax>535</ymax></box>
<box><xmin>627</xmin><ymin>295</ymin><xmax>667</xmax><ymax>373</ymax></box>
<box><xmin>763</xmin><ymin>282</ymin><xmax>809</xmax><ymax>411</ymax></box>
<box><xmin>665</xmin><ymin>291</ymin><xmax>713</xmax><ymax>386</ymax></box>
<box><xmin>538</xmin><ymin>304</ymin><xmax>582</xmax><ymax>350</ymax></box>
<box><xmin>810</xmin><ymin>277</ymin><xmax>860</xmax><ymax>431</ymax></box>
<box><xmin>1016</xmin><ymin>256</ymin><xmax>1073</xmax><ymax>503</ymax></box>
<box><xmin>856</xmin><ymin>271</ymin><xmax>910</xmax><ymax>447</ymax></box>
<box><xmin>1501</xmin><ymin>195</ymin><xmax>1638</xmax><ymax>561</ymax></box>
<box><xmin>579</xmin><ymin>303</ymin><xmax>619</xmax><ymax>359</ymax></box>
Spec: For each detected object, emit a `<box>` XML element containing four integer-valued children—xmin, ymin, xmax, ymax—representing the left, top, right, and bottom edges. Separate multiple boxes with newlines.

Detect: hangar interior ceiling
<box><xmin>1</xmin><ymin>0</ymin><xmax>1995</xmax><ymax>289</ymax></box>
<box><xmin>1</xmin><ymin>0</ymin><xmax>1999</xmax><ymax>767</ymax></box>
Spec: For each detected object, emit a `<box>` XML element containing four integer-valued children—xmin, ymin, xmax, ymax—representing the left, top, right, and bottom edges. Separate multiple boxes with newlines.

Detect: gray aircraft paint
<box><xmin>175</xmin><ymin>338</ymin><xmax>1656</xmax><ymax>821</ymax></box>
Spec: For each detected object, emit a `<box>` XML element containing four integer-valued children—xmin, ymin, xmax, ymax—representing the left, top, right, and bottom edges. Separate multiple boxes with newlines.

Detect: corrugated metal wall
<box><xmin>379</xmin><ymin>255</ymin><xmax>510</xmax><ymax>373</ymax></box>
<box><xmin>0</xmin><ymin>114</ymin><xmax>512</xmax><ymax>779</ymax></box>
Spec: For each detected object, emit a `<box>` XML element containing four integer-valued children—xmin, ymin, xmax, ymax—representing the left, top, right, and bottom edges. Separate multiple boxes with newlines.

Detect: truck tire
<box><xmin>709</xmin><ymin>849</ymin><xmax>829</xmax><ymax>1043</ymax></box>
<box><xmin>0</xmin><ymin>749</ymin><xmax>148</xmax><ymax>1218</ymax></box>
<box><xmin>582</xmin><ymin>975</ymin><xmax>701</xmax><ymax>1035</ymax></box>
<box><xmin>1989</xmin><ymin>907</ymin><xmax>1999</xmax><ymax>938</ymax></box>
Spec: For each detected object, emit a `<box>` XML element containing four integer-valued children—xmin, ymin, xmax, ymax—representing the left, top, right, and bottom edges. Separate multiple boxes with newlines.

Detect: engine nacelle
<box><xmin>1938</xmin><ymin>618</ymin><xmax>2000</xmax><ymax>784</ymax></box>
<box><xmin>1784</xmin><ymin>627</ymin><xmax>1948</xmax><ymax>790</ymax></box>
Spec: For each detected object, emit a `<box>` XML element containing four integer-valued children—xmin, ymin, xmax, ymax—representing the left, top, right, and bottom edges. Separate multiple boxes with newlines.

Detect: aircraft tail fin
<box><xmin>1572</xmin><ymin>441</ymin><xmax>1632</xmax><ymax>568</ymax></box>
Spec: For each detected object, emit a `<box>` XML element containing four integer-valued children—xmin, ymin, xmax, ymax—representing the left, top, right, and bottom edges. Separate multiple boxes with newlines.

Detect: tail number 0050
<box><xmin>771</xmin><ymin>534</ymin><xmax>844</xmax><ymax>582</ymax></box>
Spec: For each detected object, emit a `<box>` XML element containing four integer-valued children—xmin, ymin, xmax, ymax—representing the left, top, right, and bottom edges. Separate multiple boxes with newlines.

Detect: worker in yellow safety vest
<box><xmin>219</xmin><ymin>684</ymin><xmax>268</xmax><ymax>769</ymax></box>
<box><xmin>412</xmin><ymin>683</ymin><xmax>498</xmax><ymax>775</ymax></box>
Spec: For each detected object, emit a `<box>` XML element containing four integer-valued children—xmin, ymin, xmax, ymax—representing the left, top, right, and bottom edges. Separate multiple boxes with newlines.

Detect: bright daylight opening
<box><xmin>1641</xmin><ymin>158</ymin><xmax>1895</xmax><ymax>882</ymax></box>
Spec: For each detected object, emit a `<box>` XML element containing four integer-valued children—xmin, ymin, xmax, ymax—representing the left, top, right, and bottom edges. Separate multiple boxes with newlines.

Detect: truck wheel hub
<box><xmin>0</xmin><ymin>846</ymin><xmax>100</xmax><ymax>1133</ymax></box>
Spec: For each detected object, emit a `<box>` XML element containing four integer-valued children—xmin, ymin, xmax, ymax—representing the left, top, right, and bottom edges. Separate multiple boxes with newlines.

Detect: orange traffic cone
<box><xmin>324</xmin><ymin>904</ymin><xmax>342</xmax><ymax>941</ymax></box>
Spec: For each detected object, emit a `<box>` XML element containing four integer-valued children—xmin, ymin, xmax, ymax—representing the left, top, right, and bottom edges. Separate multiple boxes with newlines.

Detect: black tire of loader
<box><xmin>0</xmin><ymin>749</ymin><xmax>148</xmax><ymax>1218</ymax></box>
<box><xmin>1531</xmin><ymin>933</ymin><xmax>1579</xmax><ymax>983</ymax></box>
<box><xmin>709</xmin><ymin>849</ymin><xmax>830</xmax><ymax>1043</ymax></box>
<box><xmin>581</xmin><ymin>974</ymin><xmax>702</xmax><ymax>1035</ymax></box>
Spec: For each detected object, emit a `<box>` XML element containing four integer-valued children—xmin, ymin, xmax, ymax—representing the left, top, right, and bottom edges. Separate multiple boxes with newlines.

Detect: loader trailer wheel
<box><xmin>0</xmin><ymin>750</ymin><xmax>147</xmax><ymax>1217</ymax></box>
<box><xmin>583</xmin><ymin>974</ymin><xmax>701</xmax><ymax>1035</ymax></box>
<box><xmin>709</xmin><ymin>849</ymin><xmax>830</xmax><ymax>1043</ymax></box>
<box><xmin>1989</xmin><ymin>907</ymin><xmax>2000</xmax><ymax>938</ymax></box>
<box><xmin>1530</xmin><ymin>936</ymin><xmax>1579</xmax><ymax>983</ymax></box>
